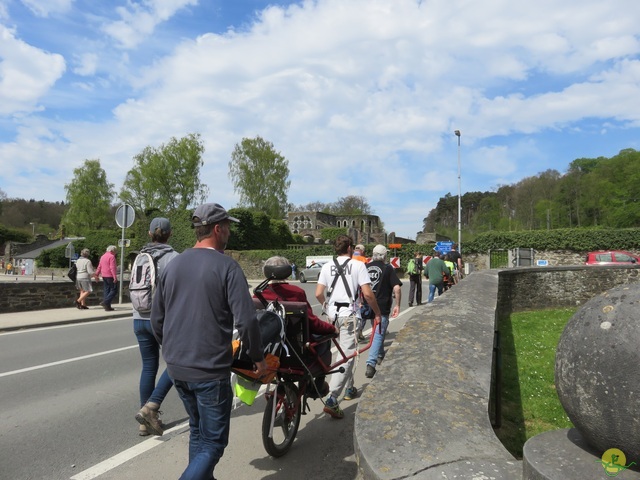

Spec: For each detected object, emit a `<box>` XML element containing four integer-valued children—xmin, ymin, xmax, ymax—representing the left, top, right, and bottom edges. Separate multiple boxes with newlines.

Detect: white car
<box><xmin>298</xmin><ymin>262</ymin><xmax>326</xmax><ymax>283</ymax></box>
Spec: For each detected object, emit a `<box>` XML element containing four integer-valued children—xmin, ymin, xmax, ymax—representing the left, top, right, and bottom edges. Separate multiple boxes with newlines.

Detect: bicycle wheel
<box><xmin>262</xmin><ymin>381</ymin><xmax>301</xmax><ymax>457</ymax></box>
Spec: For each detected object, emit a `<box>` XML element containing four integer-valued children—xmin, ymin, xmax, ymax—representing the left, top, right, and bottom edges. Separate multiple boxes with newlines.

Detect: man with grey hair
<box><xmin>151</xmin><ymin>203</ymin><xmax>266</xmax><ymax>479</ymax></box>
<box><xmin>363</xmin><ymin>245</ymin><xmax>402</xmax><ymax>378</ymax></box>
<box><xmin>94</xmin><ymin>245</ymin><xmax>118</xmax><ymax>311</ymax></box>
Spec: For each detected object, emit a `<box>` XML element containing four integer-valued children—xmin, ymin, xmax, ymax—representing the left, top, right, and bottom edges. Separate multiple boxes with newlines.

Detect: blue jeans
<box><xmin>366</xmin><ymin>315</ymin><xmax>389</xmax><ymax>367</ymax></box>
<box><xmin>174</xmin><ymin>377</ymin><xmax>232</xmax><ymax>480</ymax></box>
<box><xmin>102</xmin><ymin>277</ymin><xmax>117</xmax><ymax>307</ymax></box>
<box><xmin>134</xmin><ymin>319</ymin><xmax>173</xmax><ymax>406</ymax></box>
<box><xmin>428</xmin><ymin>282</ymin><xmax>444</xmax><ymax>302</ymax></box>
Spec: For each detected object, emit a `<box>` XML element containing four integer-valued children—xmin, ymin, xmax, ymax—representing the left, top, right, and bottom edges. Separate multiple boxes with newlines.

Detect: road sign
<box><xmin>64</xmin><ymin>242</ymin><xmax>75</xmax><ymax>258</ymax></box>
<box><xmin>115</xmin><ymin>204</ymin><xmax>135</xmax><ymax>229</ymax></box>
<box><xmin>390</xmin><ymin>257</ymin><xmax>400</xmax><ymax>268</ymax></box>
<box><xmin>435</xmin><ymin>241</ymin><xmax>454</xmax><ymax>253</ymax></box>
<box><xmin>388</xmin><ymin>244</ymin><xmax>402</xmax><ymax>249</ymax></box>
<box><xmin>118</xmin><ymin>239</ymin><xmax>131</xmax><ymax>247</ymax></box>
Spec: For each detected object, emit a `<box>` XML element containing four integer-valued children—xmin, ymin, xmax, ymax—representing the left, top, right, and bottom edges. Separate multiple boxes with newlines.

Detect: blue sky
<box><xmin>0</xmin><ymin>0</ymin><xmax>639</xmax><ymax>239</ymax></box>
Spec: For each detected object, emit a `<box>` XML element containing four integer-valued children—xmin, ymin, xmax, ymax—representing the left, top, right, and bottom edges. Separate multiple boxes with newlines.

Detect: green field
<box><xmin>495</xmin><ymin>308</ymin><xmax>576</xmax><ymax>458</ymax></box>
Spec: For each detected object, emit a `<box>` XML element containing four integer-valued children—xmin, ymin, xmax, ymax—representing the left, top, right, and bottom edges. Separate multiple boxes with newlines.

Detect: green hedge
<box><xmin>463</xmin><ymin>228</ymin><xmax>640</xmax><ymax>253</ymax></box>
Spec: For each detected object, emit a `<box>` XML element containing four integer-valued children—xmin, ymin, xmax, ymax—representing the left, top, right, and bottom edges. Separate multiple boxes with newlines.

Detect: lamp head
<box><xmin>454</xmin><ymin>130</ymin><xmax>461</xmax><ymax>137</ymax></box>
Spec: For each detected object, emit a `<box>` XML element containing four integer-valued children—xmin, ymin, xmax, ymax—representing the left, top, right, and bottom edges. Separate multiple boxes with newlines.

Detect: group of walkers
<box><xmin>406</xmin><ymin>244</ymin><xmax>464</xmax><ymax>306</ymax></box>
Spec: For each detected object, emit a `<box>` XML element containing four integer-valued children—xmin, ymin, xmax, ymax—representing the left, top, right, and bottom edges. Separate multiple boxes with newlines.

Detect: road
<box><xmin>0</xmin><ymin>281</ymin><xmax>415</xmax><ymax>480</ymax></box>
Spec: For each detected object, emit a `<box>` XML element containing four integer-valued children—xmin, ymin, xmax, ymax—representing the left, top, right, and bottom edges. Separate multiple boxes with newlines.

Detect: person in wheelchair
<box><xmin>256</xmin><ymin>256</ymin><xmax>338</xmax><ymax>398</ymax></box>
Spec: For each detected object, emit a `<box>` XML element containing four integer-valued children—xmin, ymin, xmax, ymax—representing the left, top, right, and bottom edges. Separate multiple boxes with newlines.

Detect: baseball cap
<box><xmin>373</xmin><ymin>244</ymin><xmax>387</xmax><ymax>256</ymax></box>
<box><xmin>354</xmin><ymin>244</ymin><xmax>365</xmax><ymax>252</ymax></box>
<box><xmin>192</xmin><ymin>203</ymin><xmax>240</xmax><ymax>226</ymax></box>
<box><xmin>149</xmin><ymin>217</ymin><xmax>171</xmax><ymax>234</ymax></box>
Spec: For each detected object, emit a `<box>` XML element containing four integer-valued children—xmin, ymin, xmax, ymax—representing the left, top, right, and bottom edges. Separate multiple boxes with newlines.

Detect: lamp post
<box><xmin>29</xmin><ymin>222</ymin><xmax>35</xmax><ymax>236</ymax></box>
<box><xmin>454</xmin><ymin>130</ymin><xmax>461</xmax><ymax>251</ymax></box>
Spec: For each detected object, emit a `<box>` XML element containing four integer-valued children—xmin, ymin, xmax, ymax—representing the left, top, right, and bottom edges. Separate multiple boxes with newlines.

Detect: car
<box><xmin>584</xmin><ymin>250</ymin><xmax>640</xmax><ymax>265</ymax></box>
<box><xmin>298</xmin><ymin>262</ymin><xmax>326</xmax><ymax>283</ymax></box>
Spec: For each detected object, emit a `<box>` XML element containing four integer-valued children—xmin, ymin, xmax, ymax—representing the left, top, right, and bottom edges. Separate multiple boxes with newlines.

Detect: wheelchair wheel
<box><xmin>262</xmin><ymin>381</ymin><xmax>301</xmax><ymax>457</ymax></box>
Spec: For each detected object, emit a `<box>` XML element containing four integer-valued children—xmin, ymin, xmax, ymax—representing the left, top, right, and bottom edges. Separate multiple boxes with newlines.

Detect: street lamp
<box><xmin>29</xmin><ymin>222</ymin><xmax>36</xmax><ymax>236</ymax></box>
<box><xmin>454</xmin><ymin>130</ymin><xmax>461</xmax><ymax>251</ymax></box>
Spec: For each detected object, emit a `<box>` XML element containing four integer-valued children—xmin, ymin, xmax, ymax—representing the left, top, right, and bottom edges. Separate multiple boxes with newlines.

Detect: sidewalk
<box><xmin>0</xmin><ymin>302</ymin><xmax>132</xmax><ymax>332</ymax></box>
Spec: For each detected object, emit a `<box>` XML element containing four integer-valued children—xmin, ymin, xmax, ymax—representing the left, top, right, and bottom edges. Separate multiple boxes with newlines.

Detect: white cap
<box><xmin>373</xmin><ymin>244</ymin><xmax>387</xmax><ymax>256</ymax></box>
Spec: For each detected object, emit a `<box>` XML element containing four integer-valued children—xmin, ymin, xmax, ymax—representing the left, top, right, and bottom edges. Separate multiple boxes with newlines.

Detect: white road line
<box><xmin>70</xmin><ymin>423</ymin><xmax>190</xmax><ymax>480</ymax></box>
<box><xmin>0</xmin><ymin>317</ymin><xmax>128</xmax><ymax>336</ymax></box>
<box><xmin>0</xmin><ymin>345</ymin><xmax>138</xmax><ymax>378</ymax></box>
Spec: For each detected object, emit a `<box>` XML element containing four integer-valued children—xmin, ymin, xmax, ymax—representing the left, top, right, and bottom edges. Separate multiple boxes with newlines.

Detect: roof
<box><xmin>14</xmin><ymin>238</ymin><xmax>84</xmax><ymax>259</ymax></box>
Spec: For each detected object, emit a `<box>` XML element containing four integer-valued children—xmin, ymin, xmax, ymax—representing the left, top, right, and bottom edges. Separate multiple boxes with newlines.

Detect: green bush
<box><xmin>463</xmin><ymin>228</ymin><xmax>640</xmax><ymax>253</ymax></box>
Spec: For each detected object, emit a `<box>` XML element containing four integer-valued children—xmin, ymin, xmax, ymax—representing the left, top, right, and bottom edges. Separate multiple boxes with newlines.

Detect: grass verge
<box><xmin>495</xmin><ymin>308</ymin><xmax>576</xmax><ymax>458</ymax></box>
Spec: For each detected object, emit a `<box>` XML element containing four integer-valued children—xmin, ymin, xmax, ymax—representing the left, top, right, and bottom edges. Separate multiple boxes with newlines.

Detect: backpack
<box><xmin>129</xmin><ymin>251</ymin><xmax>165</xmax><ymax>313</ymax></box>
<box><xmin>407</xmin><ymin>259</ymin><xmax>417</xmax><ymax>275</ymax></box>
<box><xmin>67</xmin><ymin>263</ymin><xmax>77</xmax><ymax>283</ymax></box>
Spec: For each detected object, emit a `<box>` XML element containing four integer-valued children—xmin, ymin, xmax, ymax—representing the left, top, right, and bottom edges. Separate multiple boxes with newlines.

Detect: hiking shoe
<box><xmin>138</xmin><ymin>424</ymin><xmax>150</xmax><ymax>437</ymax></box>
<box><xmin>323</xmin><ymin>397</ymin><xmax>344</xmax><ymax>419</ymax></box>
<box><xmin>377</xmin><ymin>353</ymin><xmax>385</xmax><ymax>365</ymax></box>
<box><xmin>365</xmin><ymin>364</ymin><xmax>376</xmax><ymax>378</ymax></box>
<box><xmin>135</xmin><ymin>402</ymin><xmax>164</xmax><ymax>436</ymax></box>
<box><xmin>343</xmin><ymin>387</ymin><xmax>358</xmax><ymax>400</ymax></box>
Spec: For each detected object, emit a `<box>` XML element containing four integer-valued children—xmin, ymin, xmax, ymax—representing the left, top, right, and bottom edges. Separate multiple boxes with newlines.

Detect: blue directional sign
<box><xmin>435</xmin><ymin>241</ymin><xmax>454</xmax><ymax>254</ymax></box>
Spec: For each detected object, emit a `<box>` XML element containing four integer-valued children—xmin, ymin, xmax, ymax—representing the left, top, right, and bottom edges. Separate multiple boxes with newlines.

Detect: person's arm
<box><xmin>360</xmin><ymin>284</ymin><xmax>381</xmax><ymax>318</ymax></box>
<box><xmin>150</xmin><ymin>276</ymin><xmax>165</xmax><ymax>345</ymax></box>
<box><xmin>391</xmin><ymin>284</ymin><xmax>402</xmax><ymax>318</ymax></box>
<box><xmin>315</xmin><ymin>283</ymin><xmax>327</xmax><ymax>309</ymax></box>
<box><xmin>109</xmin><ymin>255</ymin><xmax>118</xmax><ymax>280</ymax></box>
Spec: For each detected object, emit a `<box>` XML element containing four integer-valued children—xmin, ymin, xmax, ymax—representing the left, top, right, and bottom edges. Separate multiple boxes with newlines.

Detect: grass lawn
<box><xmin>495</xmin><ymin>307</ymin><xmax>576</xmax><ymax>458</ymax></box>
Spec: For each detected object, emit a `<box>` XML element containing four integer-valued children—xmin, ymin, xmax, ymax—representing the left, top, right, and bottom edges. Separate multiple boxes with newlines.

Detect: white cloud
<box><xmin>1</xmin><ymin>0</ymin><xmax>640</xmax><ymax>238</ymax></box>
<box><xmin>102</xmin><ymin>0</ymin><xmax>198</xmax><ymax>49</ymax></box>
<box><xmin>21</xmin><ymin>0</ymin><xmax>73</xmax><ymax>17</ymax></box>
<box><xmin>0</xmin><ymin>24</ymin><xmax>65</xmax><ymax>115</ymax></box>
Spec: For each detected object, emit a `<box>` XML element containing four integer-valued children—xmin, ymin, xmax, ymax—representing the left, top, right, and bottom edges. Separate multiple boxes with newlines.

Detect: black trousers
<box><xmin>409</xmin><ymin>274</ymin><xmax>422</xmax><ymax>305</ymax></box>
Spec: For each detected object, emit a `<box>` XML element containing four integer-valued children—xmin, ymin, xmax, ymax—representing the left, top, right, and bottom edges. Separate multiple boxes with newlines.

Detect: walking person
<box><xmin>75</xmin><ymin>248</ymin><xmax>94</xmax><ymax>309</ymax></box>
<box><xmin>425</xmin><ymin>253</ymin><xmax>449</xmax><ymax>303</ymax></box>
<box><xmin>363</xmin><ymin>245</ymin><xmax>402</xmax><ymax>378</ymax></box>
<box><xmin>315</xmin><ymin>235</ymin><xmax>381</xmax><ymax>419</ymax></box>
<box><xmin>407</xmin><ymin>251</ymin><xmax>423</xmax><ymax>306</ymax></box>
<box><xmin>94</xmin><ymin>245</ymin><xmax>118</xmax><ymax>311</ymax></box>
<box><xmin>449</xmin><ymin>243</ymin><xmax>464</xmax><ymax>281</ymax></box>
<box><xmin>151</xmin><ymin>203</ymin><xmax>266</xmax><ymax>480</ymax></box>
<box><xmin>133</xmin><ymin>218</ymin><xmax>179</xmax><ymax>437</ymax></box>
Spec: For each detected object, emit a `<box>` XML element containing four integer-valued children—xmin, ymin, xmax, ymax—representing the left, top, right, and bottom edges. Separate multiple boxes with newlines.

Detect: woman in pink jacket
<box><xmin>94</xmin><ymin>245</ymin><xmax>118</xmax><ymax>311</ymax></box>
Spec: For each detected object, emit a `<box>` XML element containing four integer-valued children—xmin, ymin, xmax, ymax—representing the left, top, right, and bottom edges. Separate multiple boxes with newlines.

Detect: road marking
<box><xmin>0</xmin><ymin>345</ymin><xmax>138</xmax><ymax>378</ymax></box>
<box><xmin>0</xmin><ymin>317</ymin><xmax>129</xmax><ymax>336</ymax></box>
<box><xmin>70</xmin><ymin>423</ymin><xmax>190</xmax><ymax>480</ymax></box>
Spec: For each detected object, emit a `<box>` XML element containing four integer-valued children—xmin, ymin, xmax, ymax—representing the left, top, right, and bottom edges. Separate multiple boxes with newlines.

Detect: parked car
<box><xmin>298</xmin><ymin>262</ymin><xmax>326</xmax><ymax>283</ymax></box>
<box><xmin>584</xmin><ymin>250</ymin><xmax>640</xmax><ymax>265</ymax></box>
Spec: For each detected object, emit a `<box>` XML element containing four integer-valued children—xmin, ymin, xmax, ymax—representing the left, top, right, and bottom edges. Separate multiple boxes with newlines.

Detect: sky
<box><xmin>0</xmin><ymin>0</ymin><xmax>639</xmax><ymax>239</ymax></box>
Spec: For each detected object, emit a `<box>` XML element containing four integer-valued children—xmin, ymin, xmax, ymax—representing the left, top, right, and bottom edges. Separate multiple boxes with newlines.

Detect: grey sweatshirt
<box><xmin>150</xmin><ymin>247</ymin><xmax>264</xmax><ymax>382</ymax></box>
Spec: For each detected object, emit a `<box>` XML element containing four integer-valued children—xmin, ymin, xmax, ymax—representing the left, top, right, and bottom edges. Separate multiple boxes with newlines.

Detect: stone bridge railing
<box><xmin>354</xmin><ymin>265</ymin><xmax>640</xmax><ymax>479</ymax></box>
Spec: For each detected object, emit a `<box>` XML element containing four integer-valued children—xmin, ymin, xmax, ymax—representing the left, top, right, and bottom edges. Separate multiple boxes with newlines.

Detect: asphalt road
<box><xmin>0</xmin><ymin>281</ymin><xmax>415</xmax><ymax>480</ymax></box>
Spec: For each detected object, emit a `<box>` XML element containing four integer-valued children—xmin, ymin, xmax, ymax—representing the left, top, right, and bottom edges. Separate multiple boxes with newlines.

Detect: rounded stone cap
<box><xmin>555</xmin><ymin>283</ymin><xmax>640</xmax><ymax>464</ymax></box>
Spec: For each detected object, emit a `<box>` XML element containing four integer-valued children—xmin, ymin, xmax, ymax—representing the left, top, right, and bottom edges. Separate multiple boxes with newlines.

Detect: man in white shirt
<box><xmin>315</xmin><ymin>235</ymin><xmax>381</xmax><ymax>419</ymax></box>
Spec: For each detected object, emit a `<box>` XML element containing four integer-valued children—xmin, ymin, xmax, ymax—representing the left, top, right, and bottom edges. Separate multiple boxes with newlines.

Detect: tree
<box><xmin>120</xmin><ymin>133</ymin><xmax>209</xmax><ymax>217</ymax></box>
<box><xmin>228</xmin><ymin>136</ymin><xmax>290</xmax><ymax>219</ymax></box>
<box><xmin>330</xmin><ymin>195</ymin><xmax>372</xmax><ymax>215</ymax></box>
<box><xmin>62</xmin><ymin>159</ymin><xmax>115</xmax><ymax>234</ymax></box>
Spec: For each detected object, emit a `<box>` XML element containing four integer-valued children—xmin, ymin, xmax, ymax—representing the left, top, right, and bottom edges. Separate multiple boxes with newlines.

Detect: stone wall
<box><xmin>0</xmin><ymin>281</ymin><xmax>115</xmax><ymax>312</ymax></box>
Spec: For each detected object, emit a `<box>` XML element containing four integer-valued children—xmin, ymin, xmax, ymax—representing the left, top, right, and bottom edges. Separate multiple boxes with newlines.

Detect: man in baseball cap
<box><xmin>192</xmin><ymin>203</ymin><xmax>239</xmax><ymax>226</ymax></box>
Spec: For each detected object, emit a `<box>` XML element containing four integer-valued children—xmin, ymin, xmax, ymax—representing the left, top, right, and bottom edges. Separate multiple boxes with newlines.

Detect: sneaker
<box><xmin>343</xmin><ymin>387</ymin><xmax>358</xmax><ymax>401</ymax></box>
<box><xmin>408</xmin><ymin>303</ymin><xmax>413</xmax><ymax>307</ymax></box>
<box><xmin>365</xmin><ymin>364</ymin><xmax>376</xmax><ymax>378</ymax></box>
<box><xmin>323</xmin><ymin>397</ymin><xmax>344</xmax><ymax>419</ymax></box>
<box><xmin>135</xmin><ymin>402</ymin><xmax>164</xmax><ymax>436</ymax></box>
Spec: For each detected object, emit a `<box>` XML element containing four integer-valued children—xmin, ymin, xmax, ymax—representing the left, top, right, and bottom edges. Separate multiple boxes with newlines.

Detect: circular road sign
<box><xmin>115</xmin><ymin>204</ymin><xmax>135</xmax><ymax>229</ymax></box>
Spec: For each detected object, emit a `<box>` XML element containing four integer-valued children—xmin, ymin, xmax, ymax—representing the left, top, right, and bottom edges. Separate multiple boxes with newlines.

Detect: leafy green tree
<box><xmin>228</xmin><ymin>136</ymin><xmax>290</xmax><ymax>219</ymax></box>
<box><xmin>330</xmin><ymin>195</ymin><xmax>372</xmax><ymax>215</ymax></box>
<box><xmin>120</xmin><ymin>133</ymin><xmax>209</xmax><ymax>218</ymax></box>
<box><xmin>62</xmin><ymin>159</ymin><xmax>115</xmax><ymax>234</ymax></box>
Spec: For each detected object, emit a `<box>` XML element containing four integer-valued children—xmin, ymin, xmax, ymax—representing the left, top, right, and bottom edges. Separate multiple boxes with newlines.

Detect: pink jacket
<box><xmin>95</xmin><ymin>251</ymin><xmax>118</xmax><ymax>280</ymax></box>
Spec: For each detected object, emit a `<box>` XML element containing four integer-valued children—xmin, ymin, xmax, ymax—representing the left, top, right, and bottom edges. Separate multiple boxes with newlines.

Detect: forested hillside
<box><xmin>423</xmin><ymin>148</ymin><xmax>640</xmax><ymax>240</ymax></box>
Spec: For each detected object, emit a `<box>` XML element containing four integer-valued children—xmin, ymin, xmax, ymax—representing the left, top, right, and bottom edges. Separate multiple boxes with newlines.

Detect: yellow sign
<box><xmin>598</xmin><ymin>448</ymin><xmax>636</xmax><ymax>476</ymax></box>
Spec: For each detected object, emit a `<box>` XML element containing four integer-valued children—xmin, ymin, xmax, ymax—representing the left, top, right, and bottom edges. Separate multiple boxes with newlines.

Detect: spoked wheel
<box><xmin>262</xmin><ymin>381</ymin><xmax>301</xmax><ymax>457</ymax></box>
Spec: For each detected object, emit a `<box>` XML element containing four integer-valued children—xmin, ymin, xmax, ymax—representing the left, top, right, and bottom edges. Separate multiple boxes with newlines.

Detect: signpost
<box><xmin>435</xmin><ymin>241</ymin><xmax>454</xmax><ymax>254</ymax></box>
<box><xmin>115</xmin><ymin>204</ymin><xmax>135</xmax><ymax>304</ymax></box>
<box><xmin>64</xmin><ymin>242</ymin><xmax>75</xmax><ymax>268</ymax></box>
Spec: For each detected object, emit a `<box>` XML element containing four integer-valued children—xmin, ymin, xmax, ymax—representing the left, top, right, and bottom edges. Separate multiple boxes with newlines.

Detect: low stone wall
<box><xmin>354</xmin><ymin>264</ymin><xmax>640</xmax><ymax>479</ymax></box>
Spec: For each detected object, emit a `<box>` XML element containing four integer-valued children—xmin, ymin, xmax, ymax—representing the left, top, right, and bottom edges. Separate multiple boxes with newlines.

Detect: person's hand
<box><xmin>254</xmin><ymin>359</ymin><xmax>268</xmax><ymax>378</ymax></box>
<box><xmin>391</xmin><ymin>305</ymin><xmax>400</xmax><ymax>318</ymax></box>
<box><xmin>333</xmin><ymin>325</ymin><xmax>340</xmax><ymax>336</ymax></box>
